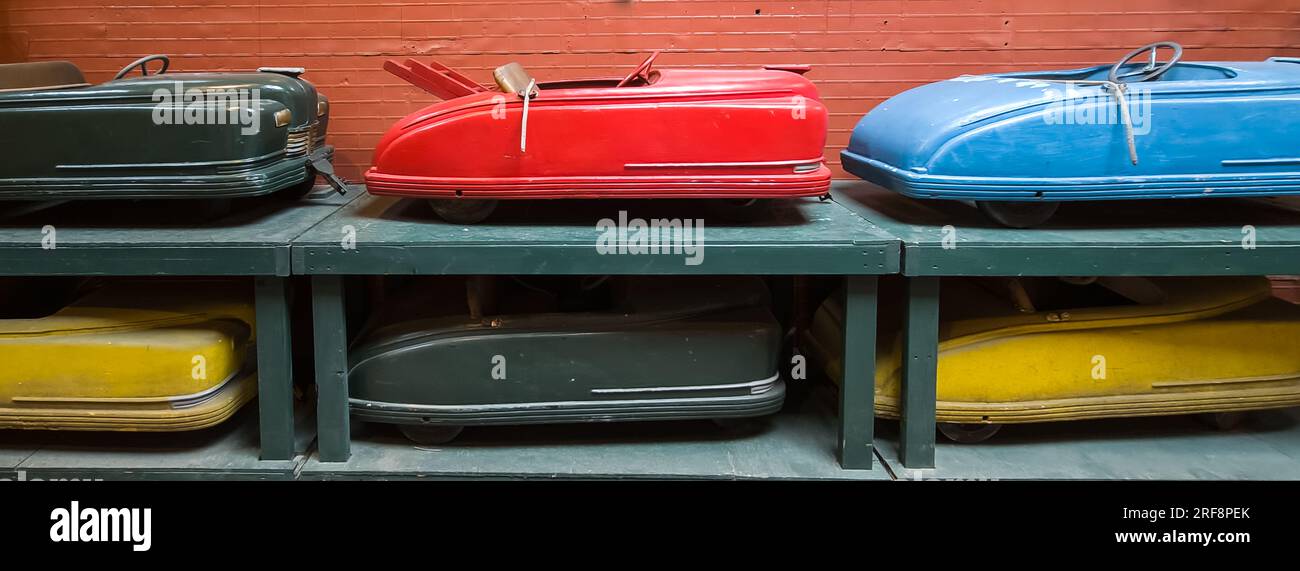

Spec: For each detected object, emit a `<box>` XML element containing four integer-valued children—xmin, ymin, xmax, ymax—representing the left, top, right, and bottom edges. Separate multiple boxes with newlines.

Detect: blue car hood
<box><xmin>846</xmin><ymin>74</ymin><xmax>1067</xmax><ymax>172</ymax></box>
<box><xmin>847</xmin><ymin>60</ymin><xmax>1300</xmax><ymax>174</ymax></box>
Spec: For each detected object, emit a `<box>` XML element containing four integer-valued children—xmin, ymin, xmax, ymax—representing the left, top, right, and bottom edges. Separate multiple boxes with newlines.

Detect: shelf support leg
<box><xmin>254</xmin><ymin>276</ymin><xmax>295</xmax><ymax>461</ymax></box>
<box><xmin>901</xmin><ymin>276</ymin><xmax>940</xmax><ymax>469</ymax></box>
<box><xmin>838</xmin><ymin>275</ymin><xmax>877</xmax><ymax>470</ymax></box>
<box><xmin>313</xmin><ymin>275</ymin><xmax>350</xmax><ymax>462</ymax></box>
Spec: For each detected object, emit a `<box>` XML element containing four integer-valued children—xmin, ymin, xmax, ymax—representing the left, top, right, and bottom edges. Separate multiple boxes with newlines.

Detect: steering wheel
<box><xmin>113</xmin><ymin>54</ymin><xmax>170</xmax><ymax>80</ymax></box>
<box><xmin>1108</xmin><ymin>42</ymin><xmax>1182</xmax><ymax>84</ymax></box>
<box><xmin>617</xmin><ymin>51</ymin><xmax>661</xmax><ymax>88</ymax></box>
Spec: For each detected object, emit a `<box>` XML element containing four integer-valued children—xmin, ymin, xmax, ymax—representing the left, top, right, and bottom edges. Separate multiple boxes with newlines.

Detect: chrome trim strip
<box><xmin>589</xmin><ymin>373</ymin><xmax>780</xmax><ymax>396</ymax></box>
<box><xmin>57</xmin><ymin>149</ymin><xmax>290</xmax><ymax>170</ymax></box>
<box><xmin>1222</xmin><ymin>158</ymin><xmax>1300</xmax><ymax>166</ymax></box>
<box><xmin>624</xmin><ymin>158</ymin><xmax>824</xmax><ymax>169</ymax></box>
<box><xmin>285</xmin><ymin>122</ymin><xmax>317</xmax><ymax>157</ymax></box>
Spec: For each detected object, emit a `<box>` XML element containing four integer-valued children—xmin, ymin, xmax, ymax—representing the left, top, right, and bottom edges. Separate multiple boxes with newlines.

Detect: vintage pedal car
<box><xmin>348</xmin><ymin>276</ymin><xmax>785</xmax><ymax>444</ymax></box>
<box><xmin>841</xmin><ymin>41</ymin><xmax>1300</xmax><ymax>227</ymax></box>
<box><xmin>0</xmin><ymin>55</ymin><xmax>346</xmax><ymax>207</ymax></box>
<box><xmin>366</xmin><ymin>52</ymin><xmax>831</xmax><ymax>223</ymax></box>
<box><xmin>0</xmin><ymin>278</ymin><xmax>256</xmax><ymax>431</ymax></box>
<box><xmin>802</xmin><ymin>276</ymin><xmax>1300</xmax><ymax>442</ymax></box>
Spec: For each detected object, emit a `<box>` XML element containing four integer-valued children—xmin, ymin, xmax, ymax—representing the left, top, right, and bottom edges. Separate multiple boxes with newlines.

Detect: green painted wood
<box><xmin>0</xmin><ymin>190</ymin><xmax>352</xmax><ymax>464</ymax></box>
<box><xmin>291</xmin><ymin>193</ymin><xmax>899</xmax><ymax>276</ymax></box>
<box><xmin>300</xmin><ymin>386</ymin><xmax>888</xmax><ymax>480</ymax></box>
<box><xmin>11</xmin><ymin>408</ymin><xmax>305</xmax><ymax>481</ymax></box>
<box><xmin>835</xmin><ymin>179</ymin><xmax>1300</xmax><ymax>470</ymax></box>
<box><xmin>254</xmin><ymin>276</ymin><xmax>295</xmax><ymax>460</ymax></box>
<box><xmin>833</xmin><ymin>181</ymin><xmax>1300</xmax><ymax>277</ymax></box>
<box><xmin>900</xmin><ymin>276</ymin><xmax>939</xmax><ymax>469</ymax></box>
<box><xmin>0</xmin><ymin>431</ymin><xmax>40</xmax><ymax>472</ymax></box>
<box><xmin>312</xmin><ymin>275</ymin><xmax>351</xmax><ymax>462</ymax></box>
<box><xmin>876</xmin><ymin>407</ymin><xmax>1300</xmax><ymax>480</ymax></box>
<box><xmin>0</xmin><ymin>192</ymin><xmax>356</xmax><ymax>276</ymax></box>
<box><xmin>838</xmin><ymin>276</ymin><xmax>876</xmax><ymax>470</ymax></box>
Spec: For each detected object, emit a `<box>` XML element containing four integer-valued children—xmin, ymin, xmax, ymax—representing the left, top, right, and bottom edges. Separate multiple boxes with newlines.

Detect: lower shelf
<box><xmin>0</xmin><ymin>403</ymin><xmax>314</xmax><ymax>481</ymax></box>
<box><xmin>875</xmin><ymin>407</ymin><xmax>1300</xmax><ymax>480</ymax></box>
<box><xmin>2</xmin><ymin>392</ymin><xmax>1297</xmax><ymax>481</ymax></box>
<box><xmin>302</xmin><ymin>386</ymin><xmax>886</xmax><ymax>481</ymax></box>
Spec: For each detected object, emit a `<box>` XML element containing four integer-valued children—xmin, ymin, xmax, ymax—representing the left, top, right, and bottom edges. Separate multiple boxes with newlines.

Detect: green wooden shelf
<box><xmin>833</xmin><ymin>181</ymin><xmax>1300</xmax><ymax>277</ymax></box>
<box><xmin>7</xmin><ymin>401</ymin><xmax>1297</xmax><ymax>481</ymax></box>
<box><xmin>0</xmin><ymin>406</ymin><xmax>316</xmax><ymax>481</ymax></box>
<box><xmin>299</xmin><ymin>387</ymin><xmax>890</xmax><ymax>481</ymax></box>
<box><xmin>0</xmin><ymin>192</ymin><xmax>355</xmax><ymax>277</ymax></box>
<box><xmin>875</xmin><ymin>407</ymin><xmax>1300</xmax><ymax>481</ymax></box>
<box><xmin>291</xmin><ymin>195</ymin><xmax>898</xmax><ymax>275</ymax></box>
<box><xmin>0</xmin><ymin>190</ymin><xmax>358</xmax><ymax>462</ymax></box>
<box><xmin>832</xmin><ymin>180</ymin><xmax>1300</xmax><ymax>470</ymax></box>
<box><xmin>293</xmin><ymin>192</ymin><xmax>898</xmax><ymax>471</ymax></box>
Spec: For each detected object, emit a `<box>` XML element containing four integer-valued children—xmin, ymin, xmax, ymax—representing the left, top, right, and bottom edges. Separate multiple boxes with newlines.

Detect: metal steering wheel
<box><xmin>113</xmin><ymin>54</ymin><xmax>170</xmax><ymax>80</ymax></box>
<box><xmin>617</xmin><ymin>51</ymin><xmax>661</xmax><ymax>88</ymax></box>
<box><xmin>1108</xmin><ymin>42</ymin><xmax>1182</xmax><ymax>84</ymax></box>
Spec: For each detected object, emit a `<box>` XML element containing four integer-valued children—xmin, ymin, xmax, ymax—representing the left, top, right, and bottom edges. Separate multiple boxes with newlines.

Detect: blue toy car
<box><xmin>842</xmin><ymin>42</ymin><xmax>1300</xmax><ymax>227</ymax></box>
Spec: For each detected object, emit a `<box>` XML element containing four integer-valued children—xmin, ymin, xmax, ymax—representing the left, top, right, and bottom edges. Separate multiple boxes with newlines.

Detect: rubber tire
<box><xmin>283</xmin><ymin>176</ymin><xmax>318</xmax><ymax>199</ymax></box>
<box><xmin>429</xmin><ymin>199</ymin><xmax>499</xmax><ymax>224</ymax></box>
<box><xmin>195</xmin><ymin>198</ymin><xmax>233</xmax><ymax>220</ymax></box>
<box><xmin>710</xmin><ymin>198</ymin><xmax>775</xmax><ymax>222</ymax></box>
<box><xmin>938</xmin><ymin>422</ymin><xmax>1002</xmax><ymax>443</ymax></box>
<box><xmin>398</xmin><ymin>424</ymin><xmax>464</xmax><ymax>445</ymax></box>
<box><xmin>711</xmin><ymin>417</ymin><xmax>768</xmax><ymax>434</ymax></box>
<box><xmin>976</xmin><ymin>201</ymin><xmax>1060</xmax><ymax>228</ymax></box>
<box><xmin>1203</xmin><ymin>412</ymin><xmax>1246</xmax><ymax>431</ymax></box>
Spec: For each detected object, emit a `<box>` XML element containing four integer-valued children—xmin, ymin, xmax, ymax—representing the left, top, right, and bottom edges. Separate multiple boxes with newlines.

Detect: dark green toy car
<box><xmin>0</xmin><ymin>55</ymin><xmax>346</xmax><ymax>203</ymax></box>
<box><xmin>349</xmin><ymin>276</ymin><xmax>786</xmax><ymax>444</ymax></box>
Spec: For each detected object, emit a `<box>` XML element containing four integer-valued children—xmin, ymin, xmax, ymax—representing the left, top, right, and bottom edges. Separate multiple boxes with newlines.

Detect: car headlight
<box><xmin>274</xmin><ymin>109</ymin><xmax>292</xmax><ymax>127</ymax></box>
<box><xmin>317</xmin><ymin>100</ymin><xmax>329</xmax><ymax>117</ymax></box>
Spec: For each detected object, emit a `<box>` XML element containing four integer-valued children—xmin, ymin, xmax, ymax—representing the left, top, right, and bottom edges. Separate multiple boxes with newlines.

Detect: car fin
<box><xmin>424</xmin><ymin>60</ymin><xmax>488</xmax><ymax>92</ymax></box>
<box><xmin>383</xmin><ymin>60</ymin><xmax>458</xmax><ymax>99</ymax></box>
<box><xmin>763</xmin><ymin>64</ymin><xmax>812</xmax><ymax>75</ymax></box>
<box><xmin>403</xmin><ymin>59</ymin><xmax>481</xmax><ymax>98</ymax></box>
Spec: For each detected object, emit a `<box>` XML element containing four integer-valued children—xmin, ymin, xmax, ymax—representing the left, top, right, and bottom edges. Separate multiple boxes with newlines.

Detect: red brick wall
<box><xmin>4</xmin><ymin>0</ymin><xmax>1299</xmax><ymax>179</ymax></box>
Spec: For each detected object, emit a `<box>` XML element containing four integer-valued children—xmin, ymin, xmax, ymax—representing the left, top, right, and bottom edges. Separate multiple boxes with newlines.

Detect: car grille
<box><xmin>285</xmin><ymin>122</ymin><xmax>318</xmax><ymax>158</ymax></box>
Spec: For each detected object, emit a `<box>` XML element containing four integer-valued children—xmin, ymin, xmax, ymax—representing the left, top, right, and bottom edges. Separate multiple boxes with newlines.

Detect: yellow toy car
<box><xmin>0</xmin><ymin>278</ymin><xmax>255</xmax><ymax>431</ymax></box>
<box><xmin>803</xmin><ymin>276</ymin><xmax>1300</xmax><ymax>442</ymax></box>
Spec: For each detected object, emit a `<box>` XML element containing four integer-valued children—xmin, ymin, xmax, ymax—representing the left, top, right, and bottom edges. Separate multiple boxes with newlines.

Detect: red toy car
<box><xmin>366</xmin><ymin>52</ymin><xmax>831</xmax><ymax>223</ymax></box>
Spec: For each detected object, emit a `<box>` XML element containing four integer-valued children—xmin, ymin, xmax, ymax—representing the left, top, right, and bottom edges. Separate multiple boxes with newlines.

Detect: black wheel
<box><xmin>938</xmin><ymin>422</ymin><xmax>1002</xmax><ymax>443</ymax></box>
<box><xmin>283</xmin><ymin>176</ymin><xmax>318</xmax><ymax>199</ymax></box>
<box><xmin>0</xmin><ymin>199</ymin><xmax>65</xmax><ymax>219</ymax></box>
<box><xmin>976</xmin><ymin>201</ymin><xmax>1059</xmax><ymax>228</ymax></box>
<box><xmin>195</xmin><ymin>198</ymin><xmax>233</xmax><ymax>220</ymax></box>
<box><xmin>398</xmin><ymin>424</ymin><xmax>464</xmax><ymax>445</ymax></box>
<box><xmin>710</xmin><ymin>198</ymin><xmax>775</xmax><ymax>222</ymax></box>
<box><xmin>711</xmin><ymin>417</ymin><xmax>768</xmax><ymax>434</ymax></box>
<box><xmin>1202</xmin><ymin>412</ymin><xmax>1246</xmax><ymax>431</ymax></box>
<box><xmin>429</xmin><ymin>199</ymin><xmax>498</xmax><ymax>224</ymax></box>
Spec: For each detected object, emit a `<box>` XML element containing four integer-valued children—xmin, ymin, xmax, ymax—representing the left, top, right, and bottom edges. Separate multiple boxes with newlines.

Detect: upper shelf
<box><xmin>292</xmin><ymin>191</ymin><xmax>899</xmax><ymax>276</ymax></box>
<box><xmin>833</xmin><ymin>181</ymin><xmax>1300</xmax><ymax>277</ymax></box>
<box><xmin>0</xmin><ymin>190</ymin><xmax>357</xmax><ymax>277</ymax></box>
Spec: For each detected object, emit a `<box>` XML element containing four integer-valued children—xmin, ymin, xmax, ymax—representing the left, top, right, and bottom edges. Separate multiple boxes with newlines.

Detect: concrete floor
<box><xmin>2</xmin><ymin>396</ymin><xmax>1298</xmax><ymax>481</ymax></box>
<box><xmin>0</xmin><ymin>405</ymin><xmax>314</xmax><ymax>480</ymax></box>
<box><xmin>300</xmin><ymin>387</ymin><xmax>888</xmax><ymax>480</ymax></box>
<box><xmin>875</xmin><ymin>407</ymin><xmax>1300</xmax><ymax>480</ymax></box>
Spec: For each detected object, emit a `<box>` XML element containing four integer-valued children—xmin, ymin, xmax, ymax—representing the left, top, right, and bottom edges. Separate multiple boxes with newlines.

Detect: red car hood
<box><xmin>372</xmin><ymin>68</ymin><xmax>821</xmax><ymax>161</ymax></box>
